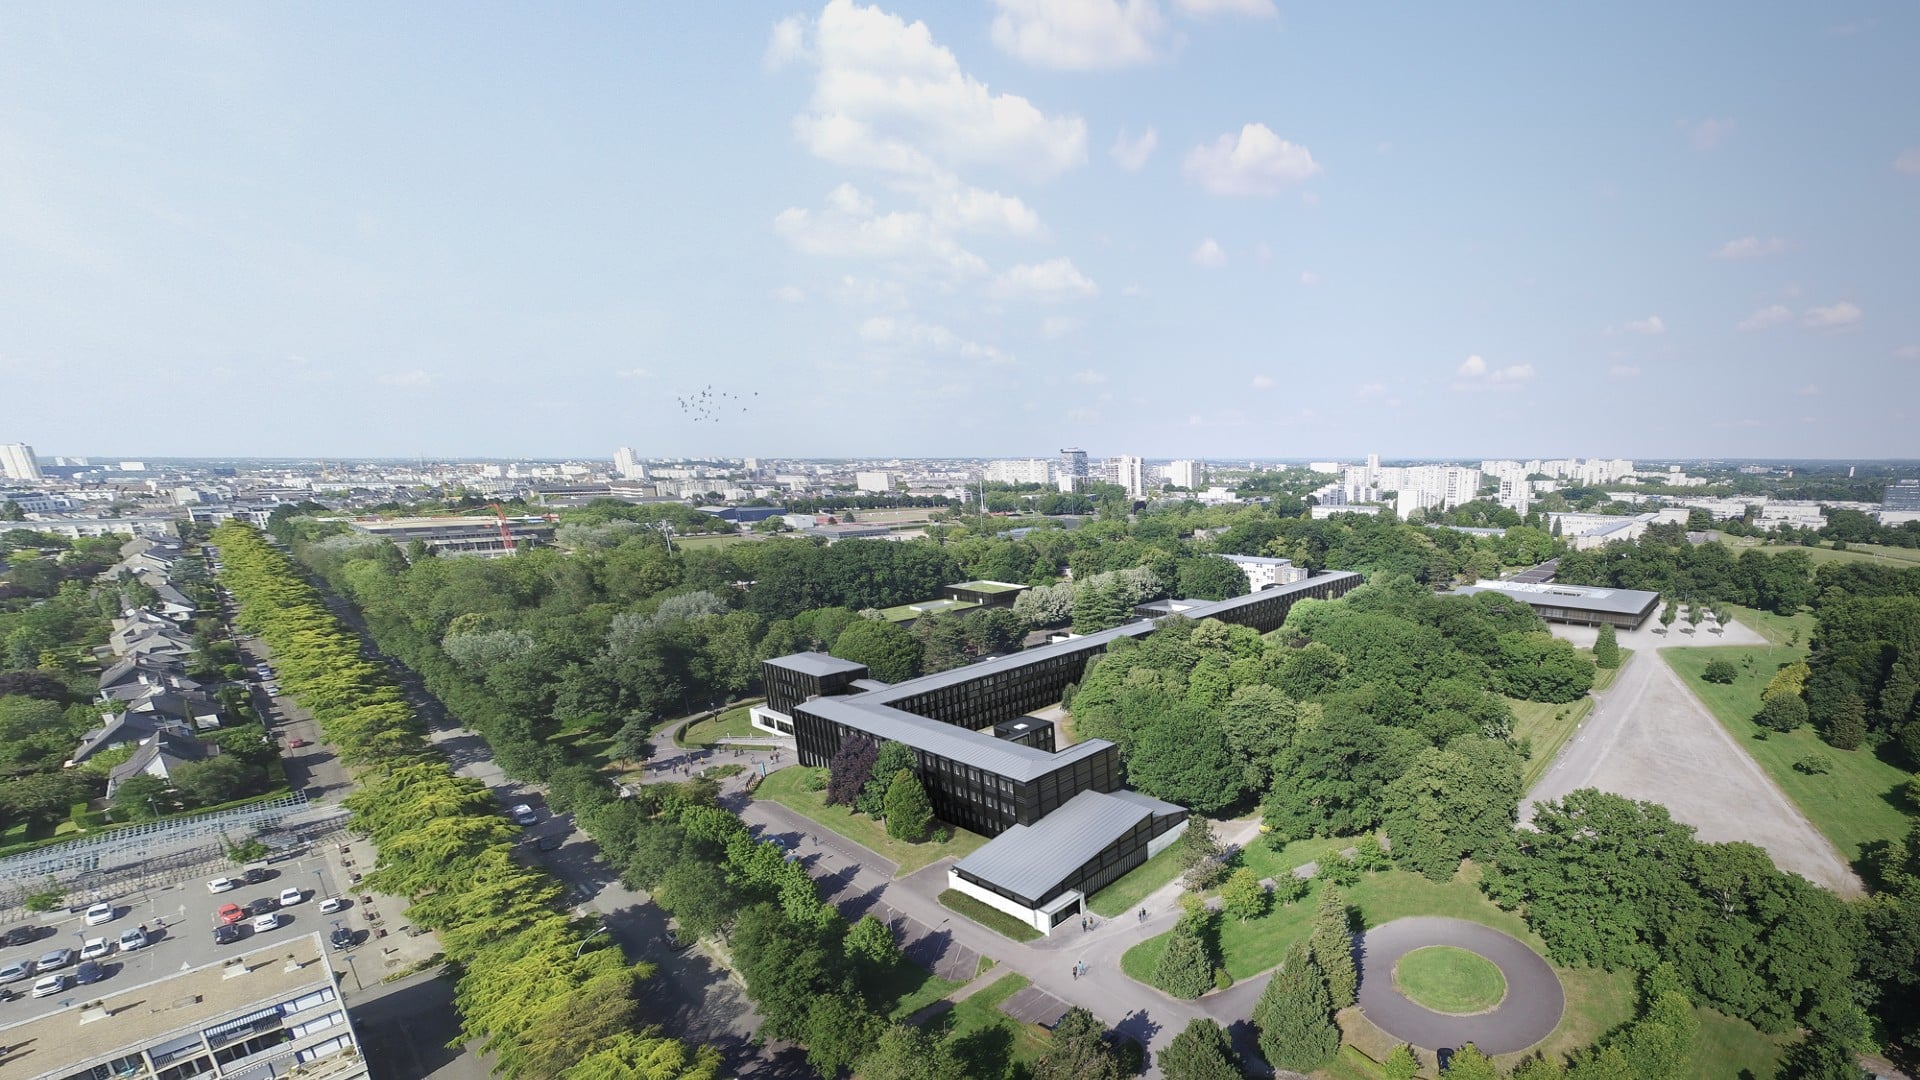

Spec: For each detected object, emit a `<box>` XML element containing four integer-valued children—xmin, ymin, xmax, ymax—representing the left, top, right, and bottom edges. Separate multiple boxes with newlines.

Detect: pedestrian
<box><xmin>1138</xmin><ymin>907</ymin><xmax>1146</xmax><ymax>923</ymax></box>
<box><xmin>1071</xmin><ymin>964</ymin><xmax>1078</xmax><ymax>981</ymax></box>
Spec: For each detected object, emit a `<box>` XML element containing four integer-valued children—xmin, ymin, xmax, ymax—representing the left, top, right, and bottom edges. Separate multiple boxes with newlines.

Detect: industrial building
<box><xmin>754</xmin><ymin>571</ymin><xmax>1363</xmax><ymax>933</ymax></box>
<box><xmin>347</xmin><ymin>515</ymin><xmax>555</xmax><ymax>557</ymax></box>
<box><xmin>1454</xmin><ymin>579</ymin><xmax>1661</xmax><ymax>629</ymax></box>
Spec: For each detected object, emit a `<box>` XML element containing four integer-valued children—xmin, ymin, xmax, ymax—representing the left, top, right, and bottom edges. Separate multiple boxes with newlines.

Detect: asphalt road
<box><xmin>1355</xmin><ymin>917</ymin><xmax>1563</xmax><ymax>1056</ymax></box>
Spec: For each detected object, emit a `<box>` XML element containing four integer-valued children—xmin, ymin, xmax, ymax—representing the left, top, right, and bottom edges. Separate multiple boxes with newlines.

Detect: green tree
<box><xmin>1824</xmin><ymin>694</ymin><xmax>1866</xmax><ymax>750</ymax></box>
<box><xmin>831</xmin><ymin>619</ymin><xmax>923</xmax><ymax>682</ymax></box>
<box><xmin>1383</xmin><ymin>1044</ymin><xmax>1420</xmax><ymax>1080</ymax></box>
<box><xmin>1308</xmin><ymin>886</ymin><xmax>1358</xmax><ymax>1009</ymax></box>
<box><xmin>1158</xmin><ymin>1018</ymin><xmax>1242</xmax><ymax>1080</ymax></box>
<box><xmin>1178</xmin><ymin>817</ymin><xmax>1229</xmax><ymax>890</ymax></box>
<box><xmin>1153</xmin><ymin>910</ymin><xmax>1217</xmax><ymax>999</ymax></box>
<box><xmin>882</xmin><ymin>769</ymin><xmax>933</xmax><ymax>841</ymax></box>
<box><xmin>658</xmin><ymin>859</ymin><xmax>740</xmax><ymax>943</ymax></box>
<box><xmin>1177</xmin><ymin>557</ymin><xmax>1250</xmax><ymax>602</ymax></box>
<box><xmin>1126</xmin><ymin>707</ymin><xmax>1247</xmax><ymax>815</ymax></box>
<box><xmin>855</xmin><ymin>1023</ymin><xmax>966</xmax><ymax>1080</ymax></box>
<box><xmin>1220</xmin><ymin>868</ymin><xmax>1268</xmax><ymax>922</ymax></box>
<box><xmin>1442</xmin><ymin>1043</ymin><xmax>1497</xmax><ymax>1080</ymax></box>
<box><xmin>843</xmin><ymin>913</ymin><xmax>901</xmax><ymax>970</ymax></box>
<box><xmin>1660</xmin><ymin>601</ymin><xmax>1678</xmax><ymax>634</ymax></box>
<box><xmin>1702</xmin><ymin>658</ymin><xmax>1738</xmax><ymax>684</ymax></box>
<box><xmin>1070</xmin><ymin>581</ymin><xmax>1127</xmax><ymax>635</ymax></box>
<box><xmin>1035</xmin><ymin>1007</ymin><xmax>1123</xmax><ymax>1080</ymax></box>
<box><xmin>858</xmin><ymin>740</ymin><xmax>915</xmax><ymax>816</ymax></box>
<box><xmin>802</xmin><ymin>993</ymin><xmax>882</xmax><ymax>1078</ymax></box>
<box><xmin>1252</xmin><ymin>941</ymin><xmax>1339</xmax><ymax>1071</ymax></box>
<box><xmin>113</xmin><ymin>774</ymin><xmax>174</xmax><ymax>819</ymax></box>
<box><xmin>1756</xmin><ymin>694</ymin><xmax>1808</xmax><ymax>732</ymax></box>
<box><xmin>1592</xmin><ymin>622</ymin><xmax>1621</xmax><ymax>668</ymax></box>
<box><xmin>1380</xmin><ymin>737</ymin><xmax>1524</xmax><ymax>881</ymax></box>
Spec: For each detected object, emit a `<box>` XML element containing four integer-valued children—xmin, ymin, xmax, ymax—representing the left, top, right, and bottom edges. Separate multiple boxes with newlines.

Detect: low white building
<box><xmin>855</xmin><ymin>471</ymin><xmax>894</xmax><ymax>493</ymax></box>
<box><xmin>1219</xmin><ymin>554</ymin><xmax>1309</xmax><ymax>590</ymax></box>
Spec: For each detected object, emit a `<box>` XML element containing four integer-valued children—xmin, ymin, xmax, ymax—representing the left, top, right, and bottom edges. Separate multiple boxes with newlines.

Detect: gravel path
<box><xmin>1356</xmin><ymin>917</ymin><xmax>1563</xmax><ymax>1056</ymax></box>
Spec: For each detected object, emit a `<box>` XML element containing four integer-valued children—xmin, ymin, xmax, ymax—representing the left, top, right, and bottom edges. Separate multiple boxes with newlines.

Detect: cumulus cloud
<box><xmin>1737</xmin><ymin>304</ymin><xmax>1792</xmax><ymax>331</ymax></box>
<box><xmin>857</xmin><ymin>313</ymin><xmax>1010</xmax><ymax>363</ymax></box>
<box><xmin>1042</xmin><ymin>316</ymin><xmax>1083</xmax><ymax>339</ymax></box>
<box><xmin>1110</xmin><ymin>127</ymin><xmax>1158</xmax><ymax>171</ymax></box>
<box><xmin>1250</xmin><ymin>374</ymin><xmax>1275</xmax><ymax>390</ymax></box>
<box><xmin>1803</xmin><ymin>300</ymin><xmax>1862</xmax><ymax>329</ymax></box>
<box><xmin>1712</xmin><ymin>235</ymin><xmax>1788</xmax><ymax>260</ymax></box>
<box><xmin>1680</xmin><ymin>116</ymin><xmax>1736</xmax><ymax>150</ymax></box>
<box><xmin>1609</xmin><ymin>365</ymin><xmax>1641</xmax><ymax>379</ymax></box>
<box><xmin>1623</xmin><ymin>315</ymin><xmax>1665</xmax><ymax>335</ymax></box>
<box><xmin>770</xmin><ymin>285</ymin><xmax>806</xmax><ymax>303</ymax></box>
<box><xmin>1454</xmin><ymin>354</ymin><xmax>1532</xmax><ymax>386</ymax></box>
<box><xmin>1356</xmin><ymin>380</ymin><xmax>1386</xmax><ymax>397</ymax></box>
<box><xmin>929</xmin><ymin>186</ymin><xmax>1044</xmax><ymax>236</ymax></box>
<box><xmin>775</xmin><ymin>184</ymin><xmax>988</xmax><ymax>276</ymax></box>
<box><xmin>614</xmin><ymin>366</ymin><xmax>654</xmax><ymax>380</ymax></box>
<box><xmin>1184</xmin><ymin>123</ymin><xmax>1321</xmax><ymax>195</ymax></box>
<box><xmin>377</xmin><ymin>371</ymin><xmax>432</xmax><ymax>387</ymax></box>
<box><xmin>1190</xmin><ymin>238</ymin><xmax>1227</xmax><ymax>267</ymax></box>
<box><xmin>989</xmin><ymin>0</ymin><xmax>1166</xmax><ymax>70</ymax></box>
<box><xmin>991</xmin><ymin>257</ymin><xmax>1099</xmax><ymax>301</ymax></box>
<box><xmin>1174</xmin><ymin>0</ymin><xmax>1277</xmax><ymax>15</ymax></box>
<box><xmin>1457</xmin><ymin>354</ymin><xmax>1486</xmax><ymax>377</ymax></box>
<box><xmin>764</xmin><ymin>14</ymin><xmax>812</xmax><ymax>69</ymax></box>
<box><xmin>1896</xmin><ymin>148</ymin><xmax>1920</xmax><ymax>175</ymax></box>
<box><xmin>1070</xmin><ymin>368</ymin><xmax>1107</xmax><ymax>384</ymax></box>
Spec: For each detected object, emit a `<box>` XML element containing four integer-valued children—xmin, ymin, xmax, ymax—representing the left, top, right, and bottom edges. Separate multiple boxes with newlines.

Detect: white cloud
<box><xmin>1298</xmin><ymin>270</ymin><xmax>1319</xmax><ymax>286</ymax></box>
<box><xmin>1250</xmin><ymin>374</ymin><xmax>1275</xmax><ymax>390</ymax></box>
<box><xmin>929</xmin><ymin>185</ymin><xmax>1044</xmax><ymax>236</ymax></box>
<box><xmin>1803</xmin><ymin>300</ymin><xmax>1862</xmax><ymax>329</ymax></box>
<box><xmin>1609</xmin><ymin>365</ymin><xmax>1641</xmax><ymax>379</ymax></box>
<box><xmin>989</xmin><ymin>0</ymin><xmax>1166</xmax><ymax>70</ymax></box>
<box><xmin>1174</xmin><ymin>0</ymin><xmax>1276</xmax><ymax>16</ymax></box>
<box><xmin>770</xmin><ymin>285</ymin><xmax>806</xmax><ymax>303</ymax></box>
<box><xmin>1356</xmin><ymin>380</ymin><xmax>1386</xmax><ymax>398</ymax></box>
<box><xmin>775</xmin><ymin>184</ymin><xmax>988</xmax><ymax>276</ymax></box>
<box><xmin>1712</xmin><ymin>235</ymin><xmax>1788</xmax><ymax>260</ymax></box>
<box><xmin>1067</xmin><ymin>407</ymin><xmax>1101</xmax><ymax>422</ymax></box>
<box><xmin>1895</xmin><ymin>148</ymin><xmax>1920</xmax><ymax>175</ymax></box>
<box><xmin>1454</xmin><ymin>355</ymin><xmax>1532</xmax><ymax>386</ymax></box>
<box><xmin>1680</xmin><ymin>116</ymin><xmax>1736</xmax><ymax>151</ymax></box>
<box><xmin>1121</xmin><ymin>283</ymin><xmax>1147</xmax><ymax>297</ymax></box>
<box><xmin>1110</xmin><ymin>127</ymin><xmax>1158</xmax><ymax>171</ymax></box>
<box><xmin>1494</xmin><ymin>363</ymin><xmax>1534</xmax><ymax>382</ymax></box>
<box><xmin>1457</xmin><ymin>354</ymin><xmax>1487</xmax><ymax>377</ymax></box>
<box><xmin>1896</xmin><ymin>345</ymin><xmax>1920</xmax><ymax>360</ymax></box>
<box><xmin>1070</xmin><ymin>368</ymin><xmax>1107</xmax><ymax>384</ymax></box>
<box><xmin>377</xmin><ymin>370</ymin><xmax>432</xmax><ymax>387</ymax></box>
<box><xmin>1190</xmin><ymin>238</ymin><xmax>1227</xmax><ymax>267</ymax></box>
<box><xmin>765</xmin><ymin>14</ymin><xmax>812</xmax><ymax>70</ymax></box>
<box><xmin>1184</xmin><ymin>123</ymin><xmax>1321</xmax><ymax>195</ymax></box>
<box><xmin>1624</xmin><ymin>315</ymin><xmax>1665</xmax><ymax>335</ymax></box>
<box><xmin>857</xmin><ymin>314</ymin><xmax>1010</xmax><ymax>363</ymax></box>
<box><xmin>614</xmin><ymin>366</ymin><xmax>654</xmax><ymax>380</ymax></box>
<box><xmin>1042</xmin><ymin>316</ymin><xmax>1083</xmax><ymax>339</ymax></box>
<box><xmin>789</xmin><ymin>0</ymin><xmax>1088</xmax><ymax>182</ymax></box>
<box><xmin>1737</xmin><ymin>304</ymin><xmax>1792</xmax><ymax>331</ymax></box>
<box><xmin>991</xmin><ymin>257</ymin><xmax>1099</xmax><ymax>301</ymax></box>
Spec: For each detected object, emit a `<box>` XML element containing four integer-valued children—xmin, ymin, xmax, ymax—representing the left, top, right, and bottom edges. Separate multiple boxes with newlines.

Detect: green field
<box><xmin>754</xmin><ymin>766</ymin><xmax>988</xmax><ymax>875</ymax></box>
<box><xmin>673</xmin><ymin>533</ymin><xmax>750</xmax><ymax>549</ymax></box>
<box><xmin>1662</xmin><ymin>645</ymin><xmax>1913</xmax><ymax>867</ymax></box>
<box><xmin>1087</xmin><ymin>839</ymin><xmax>1185</xmax><ymax>917</ymax></box>
<box><xmin>921</xmin><ymin>974</ymin><xmax>1054</xmax><ymax>1079</ymax></box>
<box><xmin>1510</xmin><ymin>696</ymin><xmax>1596</xmax><ymax>789</ymax></box>
<box><xmin>939</xmin><ymin>889</ymin><xmax>1043</xmax><ymax>942</ymax></box>
<box><xmin>1724</xmin><ymin>603</ymin><xmax>1816</xmax><ymax>647</ymax></box>
<box><xmin>677</xmin><ymin>705</ymin><xmax>759</xmax><ymax>748</ymax></box>
<box><xmin>1393</xmin><ymin>946</ymin><xmax>1506</xmax><ymax>1014</ymax></box>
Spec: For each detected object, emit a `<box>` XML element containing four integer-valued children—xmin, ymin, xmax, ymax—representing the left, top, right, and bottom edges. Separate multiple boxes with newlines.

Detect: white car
<box><xmin>207</xmin><ymin>877</ymin><xmax>239</xmax><ymax>894</ymax></box>
<box><xmin>84</xmin><ymin>902</ymin><xmax>116</xmax><ymax>926</ymax></box>
<box><xmin>80</xmin><ymin>937</ymin><xmax>111</xmax><ymax>961</ymax></box>
<box><xmin>118</xmin><ymin>926</ymin><xmax>149</xmax><ymax>952</ymax></box>
<box><xmin>251</xmin><ymin>913</ymin><xmax>280</xmax><ymax>933</ymax></box>
<box><xmin>278</xmin><ymin>887</ymin><xmax>305</xmax><ymax>907</ymax></box>
<box><xmin>31</xmin><ymin>974</ymin><xmax>66</xmax><ymax>999</ymax></box>
<box><xmin>318</xmin><ymin>896</ymin><xmax>346</xmax><ymax>914</ymax></box>
<box><xmin>508</xmin><ymin>804</ymin><xmax>538</xmax><ymax>826</ymax></box>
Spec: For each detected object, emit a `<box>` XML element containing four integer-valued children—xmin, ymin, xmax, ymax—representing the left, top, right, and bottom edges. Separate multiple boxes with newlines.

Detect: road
<box><xmin>1353</xmin><ymin>917</ymin><xmax>1563</xmax><ymax>1056</ymax></box>
<box><xmin>1527</xmin><ymin>627</ymin><xmax>1863</xmax><ymax>896</ymax></box>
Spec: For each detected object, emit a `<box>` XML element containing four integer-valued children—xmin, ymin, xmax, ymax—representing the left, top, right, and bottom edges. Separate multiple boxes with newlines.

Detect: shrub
<box><xmin>1755</xmin><ymin>694</ymin><xmax>1808</xmax><ymax>733</ymax></box>
<box><xmin>1794</xmin><ymin>754</ymin><xmax>1833</xmax><ymax>775</ymax></box>
<box><xmin>1592</xmin><ymin>623</ymin><xmax>1621</xmax><ymax>669</ymax></box>
<box><xmin>1702</xmin><ymin>659</ymin><xmax>1738</xmax><ymax>684</ymax></box>
<box><xmin>1824</xmin><ymin>696</ymin><xmax>1867</xmax><ymax>751</ymax></box>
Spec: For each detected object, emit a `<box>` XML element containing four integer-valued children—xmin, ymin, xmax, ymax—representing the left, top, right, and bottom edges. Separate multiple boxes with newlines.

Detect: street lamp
<box><xmin>313</xmin><ymin>867</ymin><xmax>329</xmax><ymax>903</ymax></box>
<box><xmin>574</xmin><ymin>925</ymin><xmax>610</xmax><ymax>959</ymax></box>
<box><xmin>343</xmin><ymin>952</ymin><xmax>363</xmax><ymax>992</ymax></box>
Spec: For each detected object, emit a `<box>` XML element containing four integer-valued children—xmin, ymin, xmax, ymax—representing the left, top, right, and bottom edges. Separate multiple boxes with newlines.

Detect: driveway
<box><xmin>1355</xmin><ymin>917</ymin><xmax>1562</xmax><ymax>1056</ymax></box>
<box><xmin>1525</xmin><ymin>648</ymin><xmax>1862</xmax><ymax>895</ymax></box>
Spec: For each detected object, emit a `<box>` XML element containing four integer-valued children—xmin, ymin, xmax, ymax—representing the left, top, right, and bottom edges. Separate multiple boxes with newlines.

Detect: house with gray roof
<box><xmin>106</xmin><ymin>730</ymin><xmax>217</xmax><ymax>796</ymax></box>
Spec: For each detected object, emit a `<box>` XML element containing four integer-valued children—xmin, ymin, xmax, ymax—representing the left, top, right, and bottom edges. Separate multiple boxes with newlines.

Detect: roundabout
<box><xmin>1356</xmin><ymin>917</ymin><xmax>1563</xmax><ymax>1055</ymax></box>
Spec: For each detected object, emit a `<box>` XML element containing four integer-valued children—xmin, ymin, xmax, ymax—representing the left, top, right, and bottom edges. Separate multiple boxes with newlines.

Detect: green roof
<box><xmin>878</xmin><ymin>598</ymin><xmax>983</xmax><ymax>623</ymax></box>
<box><xmin>949</xmin><ymin>580</ymin><xmax>1026</xmax><ymax>594</ymax></box>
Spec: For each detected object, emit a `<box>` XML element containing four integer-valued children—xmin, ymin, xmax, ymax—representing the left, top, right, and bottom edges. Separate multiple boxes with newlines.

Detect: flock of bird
<box><xmin>675</xmin><ymin>385</ymin><xmax>755</xmax><ymax>423</ymax></box>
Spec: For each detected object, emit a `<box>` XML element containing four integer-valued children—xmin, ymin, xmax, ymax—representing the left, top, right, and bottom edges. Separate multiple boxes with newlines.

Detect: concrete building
<box><xmin>1548</xmin><ymin>511</ymin><xmax>1658</xmax><ymax>550</ymax></box>
<box><xmin>1058</xmin><ymin>448</ymin><xmax>1088</xmax><ymax>485</ymax></box>
<box><xmin>21</xmin><ymin>517</ymin><xmax>179</xmax><ymax>540</ymax></box>
<box><xmin>1455</xmin><ymin>579</ymin><xmax>1661</xmax><ymax>629</ymax></box>
<box><xmin>1114</xmin><ymin>456</ymin><xmax>1147</xmax><ymax>500</ymax></box>
<box><xmin>1166</xmin><ymin>460</ymin><xmax>1203</xmax><ymax>490</ymax></box>
<box><xmin>0</xmin><ymin>931</ymin><xmax>366</xmax><ymax>1080</ymax></box>
<box><xmin>1</xmin><ymin>442</ymin><xmax>44</xmax><ymax>481</ymax></box>
<box><xmin>1883</xmin><ymin>480</ymin><xmax>1920</xmax><ymax>513</ymax></box>
<box><xmin>1757</xmin><ymin>502</ymin><xmax>1827</xmax><ymax>530</ymax></box>
<box><xmin>984</xmin><ymin>459</ymin><xmax>1053</xmax><ymax>485</ymax></box>
<box><xmin>855</xmin><ymin>471</ymin><xmax>894</xmax><ymax>494</ymax></box>
<box><xmin>612</xmin><ymin>447</ymin><xmax>646</xmax><ymax>480</ymax></box>
<box><xmin>348</xmin><ymin>516</ymin><xmax>554</xmax><ymax>557</ymax></box>
<box><xmin>1219</xmin><ymin>554</ymin><xmax>1308</xmax><ymax>590</ymax></box>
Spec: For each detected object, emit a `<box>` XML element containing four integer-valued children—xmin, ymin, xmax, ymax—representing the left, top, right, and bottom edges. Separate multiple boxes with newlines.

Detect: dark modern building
<box><xmin>1454</xmin><ymin>579</ymin><xmax>1661</xmax><ymax>629</ymax></box>
<box><xmin>753</xmin><ymin>570</ymin><xmax>1363</xmax><ymax>933</ymax></box>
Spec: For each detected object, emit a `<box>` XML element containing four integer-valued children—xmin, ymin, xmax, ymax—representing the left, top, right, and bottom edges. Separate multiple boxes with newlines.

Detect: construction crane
<box><xmin>424</xmin><ymin>502</ymin><xmax>525</xmax><ymax>554</ymax></box>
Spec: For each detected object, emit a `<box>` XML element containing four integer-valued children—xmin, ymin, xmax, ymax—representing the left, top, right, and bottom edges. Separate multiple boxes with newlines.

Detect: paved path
<box><xmin>1524</xmin><ymin>645</ymin><xmax>1863</xmax><ymax>895</ymax></box>
<box><xmin>1355</xmin><ymin>918</ymin><xmax>1563</xmax><ymax>1056</ymax></box>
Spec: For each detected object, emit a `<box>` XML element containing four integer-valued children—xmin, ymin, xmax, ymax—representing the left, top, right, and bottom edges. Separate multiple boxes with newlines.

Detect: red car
<box><xmin>217</xmin><ymin>903</ymin><xmax>245</xmax><ymax>926</ymax></box>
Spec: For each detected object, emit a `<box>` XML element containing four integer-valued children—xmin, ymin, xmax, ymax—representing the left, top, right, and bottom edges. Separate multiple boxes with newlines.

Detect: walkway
<box><xmin>1354</xmin><ymin>917</ymin><xmax>1563</xmax><ymax>1056</ymax></box>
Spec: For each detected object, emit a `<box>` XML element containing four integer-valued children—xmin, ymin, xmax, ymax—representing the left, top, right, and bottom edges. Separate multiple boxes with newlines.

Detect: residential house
<box><xmin>106</xmin><ymin>730</ymin><xmax>218</xmax><ymax>796</ymax></box>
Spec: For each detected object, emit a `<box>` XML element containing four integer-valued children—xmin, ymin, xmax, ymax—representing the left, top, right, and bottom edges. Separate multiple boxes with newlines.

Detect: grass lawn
<box><xmin>1662</xmin><ymin>645</ymin><xmax>1914</xmax><ymax>867</ymax></box>
<box><xmin>1087</xmin><ymin>840</ymin><xmax>1184</xmax><ymax>917</ymax></box>
<box><xmin>673</xmin><ymin>533</ymin><xmax>749</xmax><ymax>549</ymax></box>
<box><xmin>1589</xmin><ymin>647</ymin><xmax>1633</xmax><ymax>693</ymax></box>
<box><xmin>1725</xmin><ymin>603</ymin><xmax>1817</xmax><ymax>647</ymax></box>
<box><xmin>1393</xmin><ymin>946</ymin><xmax>1506</xmax><ymax>1014</ymax></box>
<box><xmin>921</xmin><ymin>973</ymin><xmax>1053</xmax><ymax>1080</ymax></box>
<box><xmin>880</xmin><ymin>967</ymin><xmax>965</xmax><ymax>1022</ymax></box>
<box><xmin>678</xmin><ymin>705</ymin><xmax>759</xmax><ymax>748</ymax></box>
<box><xmin>1686</xmin><ymin>1005</ymin><xmax>1791</xmax><ymax>1079</ymax></box>
<box><xmin>1233</xmin><ymin>834</ymin><xmax>1356</xmax><ymax>883</ymax></box>
<box><xmin>1510</xmin><ymin>696</ymin><xmax>1596</xmax><ymax>790</ymax></box>
<box><xmin>756</xmin><ymin>766</ymin><xmax>988</xmax><ymax>875</ymax></box>
<box><xmin>940</xmin><ymin>889</ymin><xmax>1042</xmax><ymax>942</ymax></box>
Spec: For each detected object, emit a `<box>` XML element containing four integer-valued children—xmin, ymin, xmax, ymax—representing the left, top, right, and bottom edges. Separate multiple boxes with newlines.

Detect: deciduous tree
<box><xmin>882</xmin><ymin>769</ymin><xmax>933</xmax><ymax>841</ymax></box>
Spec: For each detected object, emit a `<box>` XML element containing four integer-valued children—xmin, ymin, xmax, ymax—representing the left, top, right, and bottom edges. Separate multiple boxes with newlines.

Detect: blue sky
<box><xmin>2</xmin><ymin>2</ymin><xmax>1916</xmax><ymax>461</ymax></box>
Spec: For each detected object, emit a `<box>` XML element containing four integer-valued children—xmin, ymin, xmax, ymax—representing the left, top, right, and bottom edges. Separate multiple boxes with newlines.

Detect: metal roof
<box><xmin>1455</xmin><ymin>579</ymin><xmax>1660</xmax><ymax>616</ymax></box>
<box><xmin>794</xmin><ymin>695</ymin><xmax>1112</xmax><ymax>782</ymax></box>
<box><xmin>953</xmin><ymin>789</ymin><xmax>1171</xmax><ymax>903</ymax></box>
<box><xmin>764</xmin><ymin>652</ymin><xmax>871</xmax><ymax>678</ymax></box>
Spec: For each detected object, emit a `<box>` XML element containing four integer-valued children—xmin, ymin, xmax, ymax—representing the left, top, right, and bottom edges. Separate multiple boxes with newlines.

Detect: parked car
<box><xmin>509</xmin><ymin>804</ymin><xmax>538</xmax><ymax>826</ymax></box>
<box><xmin>217</xmin><ymin>903</ymin><xmax>246</xmax><ymax>926</ymax></box>
<box><xmin>0</xmin><ymin>961</ymin><xmax>32</xmax><ymax>984</ymax></box>
<box><xmin>84</xmin><ymin>902</ymin><xmax>117</xmax><ymax>926</ymax></box>
<box><xmin>80</xmin><ymin>938</ymin><xmax>111</xmax><ymax>961</ymax></box>
<box><xmin>212</xmin><ymin>923</ymin><xmax>241</xmax><ymax>945</ymax></box>
<box><xmin>243</xmin><ymin>864</ymin><xmax>272</xmax><ymax>884</ymax></box>
<box><xmin>37</xmin><ymin>948</ymin><xmax>73</xmax><ymax>971</ymax></box>
<box><xmin>329</xmin><ymin>926</ymin><xmax>354</xmax><ymax>951</ymax></box>
<box><xmin>318</xmin><ymin>896</ymin><xmax>346</xmax><ymax>914</ymax></box>
<box><xmin>75</xmin><ymin>960</ymin><xmax>106</xmax><ymax>986</ymax></box>
<box><xmin>248</xmin><ymin>896</ymin><xmax>278</xmax><ymax>917</ymax></box>
<box><xmin>278</xmin><ymin>887</ymin><xmax>305</xmax><ymax>907</ymax></box>
<box><xmin>118</xmin><ymin>927</ymin><xmax>149</xmax><ymax>952</ymax></box>
<box><xmin>251</xmin><ymin>913</ymin><xmax>280</xmax><ymax>934</ymax></box>
<box><xmin>31</xmin><ymin>974</ymin><xmax>66</xmax><ymax>998</ymax></box>
<box><xmin>207</xmin><ymin>877</ymin><xmax>239</xmax><ymax>894</ymax></box>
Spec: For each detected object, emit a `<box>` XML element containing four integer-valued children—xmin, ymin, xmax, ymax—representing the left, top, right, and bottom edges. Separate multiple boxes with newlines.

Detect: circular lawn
<box><xmin>1392</xmin><ymin>945</ymin><xmax>1508</xmax><ymax>1014</ymax></box>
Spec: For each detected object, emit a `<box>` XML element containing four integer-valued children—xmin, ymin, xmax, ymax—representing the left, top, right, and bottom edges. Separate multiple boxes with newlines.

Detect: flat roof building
<box><xmin>348</xmin><ymin>516</ymin><xmax>554</xmax><ymax>557</ymax></box>
<box><xmin>0</xmin><ymin>932</ymin><xmax>364</xmax><ymax>1080</ymax></box>
<box><xmin>1454</xmin><ymin>579</ymin><xmax>1661</xmax><ymax>629</ymax></box>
